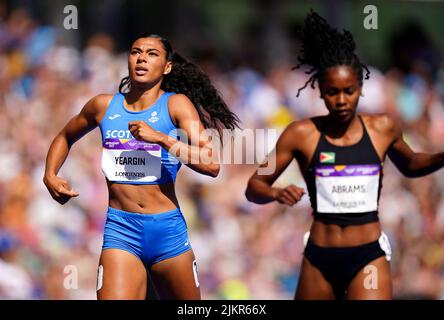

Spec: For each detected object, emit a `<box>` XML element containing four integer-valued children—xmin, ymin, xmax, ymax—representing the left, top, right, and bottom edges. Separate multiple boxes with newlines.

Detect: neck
<box><xmin>324</xmin><ymin>113</ymin><xmax>359</xmax><ymax>138</ymax></box>
<box><xmin>125</xmin><ymin>81</ymin><xmax>163</xmax><ymax>111</ymax></box>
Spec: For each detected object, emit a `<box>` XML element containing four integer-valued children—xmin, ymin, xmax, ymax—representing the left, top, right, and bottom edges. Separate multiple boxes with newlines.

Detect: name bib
<box><xmin>101</xmin><ymin>138</ymin><xmax>162</xmax><ymax>183</ymax></box>
<box><xmin>315</xmin><ymin>164</ymin><xmax>381</xmax><ymax>213</ymax></box>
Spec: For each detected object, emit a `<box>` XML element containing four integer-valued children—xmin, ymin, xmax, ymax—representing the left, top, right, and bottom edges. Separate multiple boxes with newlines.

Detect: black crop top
<box><xmin>303</xmin><ymin>116</ymin><xmax>384</xmax><ymax>226</ymax></box>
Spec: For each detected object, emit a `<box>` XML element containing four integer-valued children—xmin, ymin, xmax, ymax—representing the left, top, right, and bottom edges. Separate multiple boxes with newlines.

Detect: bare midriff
<box><xmin>309</xmin><ymin>220</ymin><xmax>381</xmax><ymax>247</ymax></box>
<box><xmin>107</xmin><ymin>181</ymin><xmax>179</xmax><ymax>214</ymax></box>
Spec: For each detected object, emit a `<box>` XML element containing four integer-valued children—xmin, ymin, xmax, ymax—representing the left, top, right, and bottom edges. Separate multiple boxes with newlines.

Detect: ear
<box><xmin>164</xmin><ymin>61</ymin><xmax>172</xmax><ymax>75</ymax></box>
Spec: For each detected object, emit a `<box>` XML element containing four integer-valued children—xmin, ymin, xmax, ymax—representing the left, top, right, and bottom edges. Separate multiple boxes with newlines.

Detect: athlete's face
<box><xmin>319</xmin><ymin>65</ymin><xmax>362</xmax><ymax>123</ymax></box>
<box><xmin>128</xmin><ymin>37</ymin><xmax>172</xmax><ymax>87</ymax></box>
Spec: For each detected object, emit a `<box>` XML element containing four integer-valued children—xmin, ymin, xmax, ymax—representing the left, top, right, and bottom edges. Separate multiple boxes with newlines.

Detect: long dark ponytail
<box><xmin>119</xmin><ymin>33</ymin><xmax>239</xmax><ymax>136</ymax></box>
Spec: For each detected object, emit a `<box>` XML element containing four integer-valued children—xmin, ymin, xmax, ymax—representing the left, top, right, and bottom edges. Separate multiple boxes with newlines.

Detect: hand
<box><xmin>273</xmin><ymin>185</ymin><xmax>305</xmax><ymax>206</ymax></box>
<box><xmin>43</xmin><ymin>175</ymin><xmax>79</xmax><ymax>205</ymax></box>
<box><xmin>128</xmin><ymin>121</ymin><xmax>163</xmax><ymax>143</ymax></box>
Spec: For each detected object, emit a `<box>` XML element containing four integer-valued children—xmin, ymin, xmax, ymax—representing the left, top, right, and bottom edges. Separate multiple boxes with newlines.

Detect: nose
<box><xmin>336</xmin><ymin>93</ymin><xmax>346</xmax><ymax>106</ymax></box>
<box><xmin>137</xmin><ymin>52</ymin><xmax>147</xmax><ymax>63</ymax></box>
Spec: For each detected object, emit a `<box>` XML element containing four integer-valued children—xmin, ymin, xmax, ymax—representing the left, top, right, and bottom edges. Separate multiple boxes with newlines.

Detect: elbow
<box><xmin>245</xmin><ymin>188</ymin><xmax>254</xmax><ymax>203</ymax></box>
<box><xmin>207</xmin><ymin>164</ymin><xmax>220</xmax><ymax>177</ymax></box>
<box><xmin>54</xmin><ymin>132</ymin><xmax>74</xmax><ymax>150</ymax></box>
<box><xmin>399</xmin><ymin>164</ymin><xmax>422</xmax><ymax>178</ymax></box>
<box><xmin>245</xmin><ymin>188</ymin><xmax>261</xmax><ymax>204</ymax></box>
<box><xmin>245</xmin><ymin>179</ymin><xmax>275</xmax><ymax>205</ymax></box>
<box><xmin>244</xmin><ymin>181</ymin><xmax>257</xmax><ymax>203</ymax></box>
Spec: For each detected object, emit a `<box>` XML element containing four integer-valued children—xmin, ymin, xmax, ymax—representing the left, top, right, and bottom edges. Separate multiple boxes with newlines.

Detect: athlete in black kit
<box><xmin>245</xmin><ymin>10</ymin><xmax>444</xmax><ymax>299</ymax></box>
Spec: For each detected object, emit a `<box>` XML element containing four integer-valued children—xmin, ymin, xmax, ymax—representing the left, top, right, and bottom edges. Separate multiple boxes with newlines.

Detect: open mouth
<box><xmin>135</xmin><ymin>66</ymin><xmax>148</xmax><ymax>76</ymax></box>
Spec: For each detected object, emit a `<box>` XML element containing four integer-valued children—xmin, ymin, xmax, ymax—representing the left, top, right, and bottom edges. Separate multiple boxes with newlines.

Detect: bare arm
<box><xmin>386</xmin><ymin>116</ymin><xmax>444</xmax><ymax>177</ymax></box>
<box><xmin>245</xmin><ymin>121</ymin><xmax>306</xmax><ymax>205</ymax></box>
<box><xmin>128</xmin><ymin>94</ymin><xmax>220</xmax><ymax>177</ymax></box>
<box><xmin>43</xmin><ymin>94</ymin><xmax>110</xmax><ymax>204</ymax></box>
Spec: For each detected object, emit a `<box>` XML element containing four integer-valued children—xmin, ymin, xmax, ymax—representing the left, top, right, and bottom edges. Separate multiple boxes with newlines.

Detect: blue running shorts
<box><xmin>102</xmin><ymin>206</ymin><xmax>192</xmax><ymax>265</ymax></box>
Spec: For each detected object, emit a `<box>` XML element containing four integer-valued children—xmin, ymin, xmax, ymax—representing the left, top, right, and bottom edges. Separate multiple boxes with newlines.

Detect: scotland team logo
<box><xmin>148</xmin><ymin>111</ymin><xmax>159</xmax><ymax>123</ymax></box>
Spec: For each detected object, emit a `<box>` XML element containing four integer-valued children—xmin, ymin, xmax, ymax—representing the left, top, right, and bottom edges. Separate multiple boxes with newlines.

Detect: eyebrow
<box><xmin>325</xmin><ymin>85</ymin><xmax>356</xmax><ymax>89</ymax></box>
<box><xmin>131</xmin><ymin>46</ymin><xmax>162</xmax><ymax>53</ymax></box>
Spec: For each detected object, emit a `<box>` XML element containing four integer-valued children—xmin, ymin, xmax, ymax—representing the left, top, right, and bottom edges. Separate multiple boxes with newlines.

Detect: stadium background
<box><xmin>1</xmin><ymin>0</ymin><xmax>444</xmax><ymax>299</ymax></box>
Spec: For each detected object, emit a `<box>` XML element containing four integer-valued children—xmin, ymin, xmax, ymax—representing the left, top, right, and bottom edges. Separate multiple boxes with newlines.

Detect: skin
<box><xmin>245</xmin><ymin>65</ymin><xmax>444</xmax><ymax>300</ymax></box>
<box><xmin>43</xmin><ymin>37</ymin><xmax>218</xmax><ymax>300</ymax></box>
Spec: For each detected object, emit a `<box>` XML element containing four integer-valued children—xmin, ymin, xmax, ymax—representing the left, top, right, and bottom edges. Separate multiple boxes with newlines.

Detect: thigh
<box><xmin>295</xmin><ymin>257</ymin><xmax>336</xmax><ymax>300</ymax></box>
<box><xmin>97</xmin><ymin>248</ymin><xmax>147</xmax><ymax>300</ymax></box>
<box><xmin>149</xmin><ymin>249</ymin><xmax>200</xmax><ymax>300</ymax></box>
<box><xmin>346</xmin><ymin>256</ymin><xmax>392</xmax><ymax>300</ymax></box>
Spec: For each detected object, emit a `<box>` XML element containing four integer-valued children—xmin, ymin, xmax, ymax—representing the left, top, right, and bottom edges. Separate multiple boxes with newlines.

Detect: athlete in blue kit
<box><xmin>43</xmin><ymin>33</ymin><xmax>238</xmax><ymax>299</ymax></box>
<box><xmin>245</xmin><ymin>11</ymin><xmax>444</xmax><ymax>299</ymax></box>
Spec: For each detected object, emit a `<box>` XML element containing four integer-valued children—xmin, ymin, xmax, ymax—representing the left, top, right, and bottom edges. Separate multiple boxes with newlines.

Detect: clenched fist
<box><xmin>273</xmin><ymin>184</ymin><xmax>305</xmax><ymax>206</ymax></box>
<box><xmin>43</xmin><ymin>175</ymin><xmax>79</xmax><ymax>205</ymax></box>
<box><xmin>128</xmin><ymin>121</ymin><xmax>163</xmax><ymax>143</ymax></box>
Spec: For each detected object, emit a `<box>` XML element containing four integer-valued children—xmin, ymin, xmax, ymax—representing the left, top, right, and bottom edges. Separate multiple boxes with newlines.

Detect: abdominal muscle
<box><xmin>107</xmin><ymin>181</ymin><xmax>180</xmax><ymax>214</ymax></box>
<box><xmin>309</xmin><ymin>220</ymin><xmax>382</xmax><ymax>247</ymax></box>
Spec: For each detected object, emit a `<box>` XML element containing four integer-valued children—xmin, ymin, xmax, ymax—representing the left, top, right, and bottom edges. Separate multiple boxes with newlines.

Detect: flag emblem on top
<box><xmin>320</xmin><ymin>152</ymin><xmax>335</xmax><ymax>163</ymax></box>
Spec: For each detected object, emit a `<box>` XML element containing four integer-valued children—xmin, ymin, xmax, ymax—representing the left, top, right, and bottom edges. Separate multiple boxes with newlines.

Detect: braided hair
<box><xmin>119</xmin><ymin>33</ymin><xmax>239</xmax><ymax>136</ymax></box>
<box><xmin>293</xmin><ymin>10</ymin><xmax>370</xmax><ymax>97</ymax></box>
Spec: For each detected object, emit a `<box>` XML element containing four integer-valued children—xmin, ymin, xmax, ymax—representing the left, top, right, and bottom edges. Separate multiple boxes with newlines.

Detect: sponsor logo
<box><xmin>334</xmin><ymin>165</ymin><xmax>346</xmax><ymax>171</ymax></box>
<box><xmin>114</xmin><ymin>171</ymin><xmax>145</xmax><ymax>177</ymax></box>
<box><xmin>108</xmin><ymin>114</ymin><xmax>121</xmax><ymax>120</ymax></box>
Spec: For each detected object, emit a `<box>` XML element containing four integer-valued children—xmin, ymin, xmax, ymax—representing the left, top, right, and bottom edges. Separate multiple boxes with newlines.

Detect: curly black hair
<box><xmin>119</xmin><ymin>33</ymin><xmax>239</xmax><ymax>137</ymax></box>
<box><xmin>293</xmin><ymin>10</ymin><xmax>370</xmax><ymax>97</ymax></box>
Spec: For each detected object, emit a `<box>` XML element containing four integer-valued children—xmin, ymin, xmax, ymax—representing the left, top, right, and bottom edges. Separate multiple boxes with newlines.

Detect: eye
<box><xmin>345</xmin><ymin>87</ymin><xmax>356</xmax><ymax>95</ymax></box>
<box><xmin>326</xmin><ymin>89</ymin><xmax>338</xmax><ymax>96</ymax></box>
<box><xmin>148</xmin><ymin>52</ymin><xmax>159</xmax><ymax>57</ymax></box>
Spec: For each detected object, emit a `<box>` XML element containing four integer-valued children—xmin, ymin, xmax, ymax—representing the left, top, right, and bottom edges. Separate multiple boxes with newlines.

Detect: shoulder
<box><xmin>167</xmin><ymin>93</ymin><xmax>198</xmax><ymax>119</ymax></box>
<box><xmin>279</xmin><ymin>117</ymin><xmax>319</xmax><ymax>142</ymax></box>
<box><xmin>360</xmin><ymin>113</ymin><xmax>400</xmax><ymax>136</ymax></box>
<box><xmin>82</xmin><ymin>94</ymin><xmax>114</xmax><ymax>115</ymax></box>
<box><xmin>273</xmin><ymin>118</ymin><xmax>320</xmax><ymax>154</ymax></box>
<box><xmin>167</xmin><ymin>93</ymin><xmax>193</xmax><ymax>108</ymax></box>
<box><xmin>285</xmin><ymin>117</ymin><xmax>320</xmax><ymax>136</ymax></box>
<box><xmin>80</xmin><ymin>94</ymin><xmax>114</xmax><ymax>124</ymax></box>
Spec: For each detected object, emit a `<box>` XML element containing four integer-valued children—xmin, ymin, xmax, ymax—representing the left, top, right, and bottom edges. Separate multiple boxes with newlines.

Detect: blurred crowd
<box><xmin>1</xmin><ymin>7</ymin><xmax>444</xmax><ymax>299</ymax></box>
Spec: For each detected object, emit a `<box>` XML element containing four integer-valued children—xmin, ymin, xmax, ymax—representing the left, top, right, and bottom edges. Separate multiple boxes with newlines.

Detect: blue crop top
<box><xmin>99</xmin><ymin>92</ymin><xmax>181</xmax><ymax>185</ymax></box>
